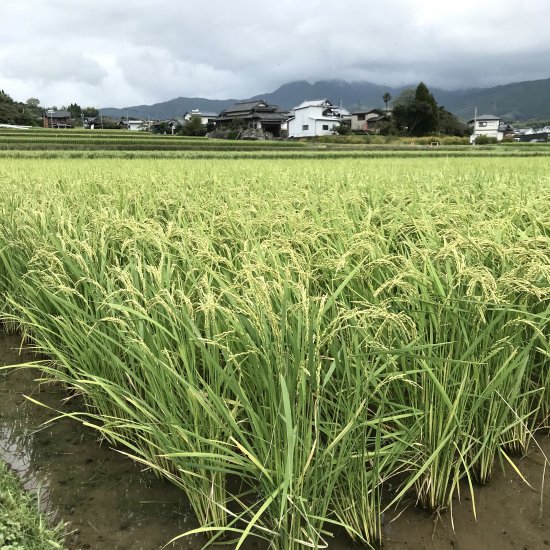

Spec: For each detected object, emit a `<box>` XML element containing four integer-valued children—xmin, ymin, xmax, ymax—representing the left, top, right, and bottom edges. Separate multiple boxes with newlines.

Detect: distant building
<box><xmin>43</xmin><ymin>110</ymin><xmax>72</xmax><ymax>129</ymax></box>
<box><xmin>350</xmin><ymin>109</ymin><xmax>386</xmax><ymax>132</ymax></box>
<box><xmin>287</xmin><ymin>99</ymin><xmax>350</xmax><ymax>138</ymax></box>
<box><xmin>468</xmin><ymin>114</ymin><xmax>504</xmax><ymax>143</ymax></box>
<box><xmin>183</xmin><ymin>109</ymin><xmax>218</xmax><ymax>127</ymax></box>
<box><xmin>119</xmin><ymin>119</ymin><xmax>146</xmax><ymax>131</ymax></box>
<box><xmin>214</xmin><ymin>100</ymin><xmax>288</xmax><ymax>137</ymax></box>
<box><xmin>514</xmin><ymin>132</ymin><xmax>548</xmax><ymax>142</ymax></box>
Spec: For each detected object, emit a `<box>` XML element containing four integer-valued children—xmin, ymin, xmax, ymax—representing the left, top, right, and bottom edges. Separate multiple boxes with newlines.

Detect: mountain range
<box><xmin>99</xmin><ymin>77</ymin><xmax>550</xmax><ymax>122</ymax></box>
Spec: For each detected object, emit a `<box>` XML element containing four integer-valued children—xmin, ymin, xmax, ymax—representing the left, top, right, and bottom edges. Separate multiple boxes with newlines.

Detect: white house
<box><xmin>468</xmin><ymin>114</ymin><xmax>504</xmax><ymax>143</ymax></box>
<box><xmin>183</xmin><ymin>109</ymin><xmax>218</xmax><ymax>126</ymax></box>
<box><xmin>288</xmin><ymin>99</ymin><xmax>350</xmax><ymax>138</ymax></box>
<box><xmin>119</xmin><ymin>119</ymin><xmax>146</xmax><ymax>131</ymax></box>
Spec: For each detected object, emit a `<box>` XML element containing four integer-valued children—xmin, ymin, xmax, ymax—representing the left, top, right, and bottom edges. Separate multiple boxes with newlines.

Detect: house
<box><xmin>83</xmin><ymin>117</ymin><xmax>98</xmax><ymax>129</ymax></box>
<box><xmin>214</xmin><ymin>100</ymin><xmax>289</xmax><ymax>137</ymax></box>
<box><xmin>43</xmin><ymin>110</ymin><xmax>72</xmax><ymax>128</ymax></box>
<box><xmin>183</xmin><ymin>109</ymin><xmax>218</xmax><ymax>127</ymax></box>
<box><xmin>350</xmin><ymin>109</ymin><xmax>386</xmax><ymax>132</ymax></box>
<box><xmin>287</xmin><ymin>99</ymin><xmax>350</xmax><ymax>138</ymax></box>
<box><xmin>119</xmin><ymin>119</ymin><xmax>146</xmax><ymax>131</ymax></box>
<box><xmin>514</xmin><ymin>132</ymin><xmax>548</xmax><ymax>143</ymax></box>
<box><xmin>468</xmin><ymin>114</ymin><xmax>504</xmax><ymax>143</ymax></box>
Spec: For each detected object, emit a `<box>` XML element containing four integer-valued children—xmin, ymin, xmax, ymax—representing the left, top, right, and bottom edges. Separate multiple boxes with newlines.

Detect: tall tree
<box><xmin>392</xmin><ymin>83</ymin><xmax>440</xmax><ymax>136</ymax></box>
<box><xmin>68</xmin><ymin>103</ymin><xmax>82</xmax><ymax>120</ymax></box>
<box><xmin>413</xmin><ymin>82</ymin><xmax>438</xmax><ymax>135</ymax></box>
<box><xmin>382</xmin><ymin>92</ymin><xmax>392</xmax><ymax>111</ymax></box>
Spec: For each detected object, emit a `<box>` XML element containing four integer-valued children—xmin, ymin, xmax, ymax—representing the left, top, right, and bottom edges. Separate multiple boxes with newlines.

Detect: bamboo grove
<box><xmin>0</xmin><ymin>157</ymin><xmax>548</xmax><ymax>548</ymax></box>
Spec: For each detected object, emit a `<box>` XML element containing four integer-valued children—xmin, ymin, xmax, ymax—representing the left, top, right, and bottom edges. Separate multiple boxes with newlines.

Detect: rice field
<box><xmin>0</xmin><ymin>157</ymin><xmax>548</xmax><ymax>548</ymax></box>
<box><xmin>3</xmin><ymin>126</ymin><xmax>550</xmax><ymax>159</ymax></box>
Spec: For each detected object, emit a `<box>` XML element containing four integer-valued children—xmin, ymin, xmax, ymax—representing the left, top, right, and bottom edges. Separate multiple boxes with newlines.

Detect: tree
<box><xmin>333</xmin><ymin>122</ymin><xmax>351</xmax><ymax>135</ymax></box>
<box><xmin>0</xmin><ymin>91</ymin><xmax>42</xmax><ymax>126</ymax></box>
<box><xmin>68</xmin><ymin>103</ymin><xmax>82</xmax><ymax>120</ymax></box>
<box><xmin>391</xmin><ymin>83</ymin><xmax>439</xmax><ymax>136</ymax></box>
<box><xmin>0</xmin><ymin>91</ymin><xmax>19</xmax><ymax>124</ymax></box>
<box><xmin>178</xmin><ymin>115</ymin><xmax>206</xmax><ymax>136</ymax></box>
<box><xmin>382</xmin><ymin>92</ymin><xmax>392</xmax><ymax>111</ymax></box>
<box><xmin>437</xmin><ymin>106</ymin><xmax>469</xmax><ymax>136</ymax></box>
<box><xmin>26</xmin><ymin>97</ymin><xmax>40</xmax><ymax>108</ymax></box>
<box><xmin>82</xmin><ymin>106</ymin><xmax>99</xmax><ymax>117</ymax></box>
<box><xmin>413</xmin><ymin>82</ymin><xmax>438</xmax><ymax>135</ymax></box>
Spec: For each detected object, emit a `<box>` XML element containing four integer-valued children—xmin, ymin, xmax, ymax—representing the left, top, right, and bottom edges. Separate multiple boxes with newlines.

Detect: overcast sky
<box><xmin>1</xmin><ymin>0</ymin><xmax>549</xmax><ymax>108</ymax></box>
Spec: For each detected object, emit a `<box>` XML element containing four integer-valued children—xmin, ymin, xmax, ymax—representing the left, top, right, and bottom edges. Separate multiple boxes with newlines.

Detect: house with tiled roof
<box><xmin>350</xmin><ymin>108</ymin><xmax>386</xmax><ymax>132</ymax></box>
<box><xmin>214</xmin><ymin>100</ymin><xmax>288</xmax><ymax>137</ymax></box>
<box><xmin>468</xmin><ymin>113</ymin><xmax>504</xmax><ymax>143</ymax></box>
<box><xmin>43</xmin><ymin>110</ymin><xmax>72</xmax><ymax>128</ymax></box>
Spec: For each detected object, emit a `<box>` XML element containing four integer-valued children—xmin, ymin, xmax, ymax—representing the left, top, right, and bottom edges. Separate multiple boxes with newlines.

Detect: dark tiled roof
<box><xmin>351</xmin><ymin>108</ymin><xmax>378</xmax><ymax>115</ymax></box>
<box><xmin>45</xmin><ymin>110</ymin><xmax>71</xmax><ymax>118</ymax></box>
<box><xmin>215</xmin><ymin>112</ymin><xmax>288</xmax><ymax>122</ymax></box>
<box><xmin>225</xmin><ymin>100</ymin><xmax>268</xmax><ymax>111</ymax></box>
<box><xmin>221</xmin><ymin>100</ymin><xmax>282</xmax><ymax>117</ymax></box>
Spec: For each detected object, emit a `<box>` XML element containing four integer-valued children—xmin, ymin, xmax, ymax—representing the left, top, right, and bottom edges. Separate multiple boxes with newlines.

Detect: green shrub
<box><xmin>474</xmin><ymin>134</ymin><xmax>498</xmax><ymax>145</ymax></box>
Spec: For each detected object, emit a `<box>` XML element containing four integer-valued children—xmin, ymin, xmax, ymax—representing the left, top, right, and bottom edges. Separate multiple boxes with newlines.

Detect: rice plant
<box><xmin>0</xmin><ymin>156</ymin><xmax>548</xmax><ymax>548</ymax></box>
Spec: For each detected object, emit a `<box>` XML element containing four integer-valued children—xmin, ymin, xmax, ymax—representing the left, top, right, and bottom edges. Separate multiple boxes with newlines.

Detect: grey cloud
<box><xmin>2</xmin><ymin>48</ymin><xmax>107</xmax><ymax>85</ymax></box>
<box><xmin>0</xmin><ymin>0</ymin><xmax>548</xmax><ymax>107</ymax></box>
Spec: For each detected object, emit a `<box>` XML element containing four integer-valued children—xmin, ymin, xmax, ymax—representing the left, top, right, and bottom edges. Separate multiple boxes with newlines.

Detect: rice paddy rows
<box><xmin>0</xmin><ymin>157</ymin><xmax>548</xmax><ymax>548</ymax></box>
<box><xmin>3</xmin><ymin>149</ymin><xmax>550</xmax><ymax>161</ymax></box>
<box><xmin>4</xmin><ymin>128</ymin><xmax>550</xmax><ymax>156</ymax></box>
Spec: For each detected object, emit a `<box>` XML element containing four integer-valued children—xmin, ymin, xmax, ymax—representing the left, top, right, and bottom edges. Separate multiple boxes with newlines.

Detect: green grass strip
<box><xmin>0</xmin><ymin>460</ymin><xmax>65</xmax><ymax>550</ymax></box>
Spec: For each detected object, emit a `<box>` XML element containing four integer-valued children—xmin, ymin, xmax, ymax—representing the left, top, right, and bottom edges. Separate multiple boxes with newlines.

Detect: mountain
<box><xmin>99</xmin><ymin>77</ymin><xmax>550</xmax><ymax>122</ymax></box>
<box><xmin>99</xmin><ymin>97</ymin><xmax>239</xmax><ymax>121</ymax></box>
<box><xmin>251</xmin><ymin>80</ymin><xmax>400</xmax><ymax>111</ymax></box>
<box><xmin>432</xmin><ymin>78</ymin><xmax>550</xmax><ymax>120</ymax></box>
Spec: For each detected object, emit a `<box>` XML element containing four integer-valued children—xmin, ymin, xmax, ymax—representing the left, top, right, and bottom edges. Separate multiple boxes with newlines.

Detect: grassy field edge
<box><xmin>0</xmin><ymin>459</ymin><xmax>65</xmax><ymax>550</ymax></box>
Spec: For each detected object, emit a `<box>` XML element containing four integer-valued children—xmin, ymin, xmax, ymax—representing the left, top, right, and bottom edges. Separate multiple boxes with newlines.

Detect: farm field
<box><xmin>2</xmin><ymin>127</ymin><xmax>550</xmax><ymax>159</ymax></box>
<box><xmin>0</xmin><ymin>156</ymin><xmax>549</xmax><ymax>548</ymax></box>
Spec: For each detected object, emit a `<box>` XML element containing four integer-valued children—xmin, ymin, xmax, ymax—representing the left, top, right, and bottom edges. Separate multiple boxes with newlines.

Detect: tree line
<box><xmin>0</xmin><ymin>92</ymin><xmax>102</xmax><ymax>126</ymax></box>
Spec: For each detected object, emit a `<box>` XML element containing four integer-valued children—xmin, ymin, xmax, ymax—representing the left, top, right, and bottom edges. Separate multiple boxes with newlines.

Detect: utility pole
<box><xmin>472</xmin><ymin>107</ymin><xmax>477</xmax><ymax>146</ymax></box>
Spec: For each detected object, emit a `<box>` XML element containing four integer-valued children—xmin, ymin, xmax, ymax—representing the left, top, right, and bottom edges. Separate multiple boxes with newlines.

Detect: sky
<box><xmin>1</xmin><ymin>0</ymin><xmax>549</xmax><ymax>109</ymax></box>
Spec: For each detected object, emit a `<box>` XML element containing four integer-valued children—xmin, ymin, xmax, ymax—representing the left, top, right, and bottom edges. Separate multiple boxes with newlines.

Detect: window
<box><xmin>322</xmin><ymin>124</ymin><xmax>329</xmax><ymax>131</ymax></box>
<box><xmin>478</xmin><ymin>121</ymin><xmax>487</xmax><ymax>127</ymax></box>
<box><xmin>302</xmin><ymin>124</ymin><xmax>309</xmax><ymax>131</ymax></box>
<box><xmin>357</xmin><ymin>114</ymin><xmax>365</xmax><ymax>121</ymax></box>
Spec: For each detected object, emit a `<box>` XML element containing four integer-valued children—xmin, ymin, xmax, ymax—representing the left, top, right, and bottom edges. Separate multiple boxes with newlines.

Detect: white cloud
<box><xmin>0</xmin><ymin>0</ymin><xmax>548</xmax><ymax>107</ymax></box>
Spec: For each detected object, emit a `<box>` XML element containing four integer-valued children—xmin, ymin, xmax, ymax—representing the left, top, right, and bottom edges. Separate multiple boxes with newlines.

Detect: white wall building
<box><xmin>183</xmin><ymin>109</ymin><xmax>218</xmax><ymax>126</ymax></box>
<box><xmin>120</xmin><ymin>119</ymin><xmax>146</xmax><ymax>131</ymax></box>
<box><xmin>468</xmin><ymin>114</ymin><xmax>504</xmax><ymax>143</ymax></box>
<box><xmin>288</xmin><ymin>99</ymin><xmax>350</xmax><ymax>138</ymax></box>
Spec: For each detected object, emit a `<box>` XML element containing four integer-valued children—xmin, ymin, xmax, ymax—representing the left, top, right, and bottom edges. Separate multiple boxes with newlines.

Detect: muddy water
<box><xmin>1</xmin><ymin>332</ymin><xmax>549</xmax><ymax>550</ymax></box>
<box><xmin>0</xmin><ymin>333</ymin><xmax>209</xmax><ymax>550</ymax></box>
